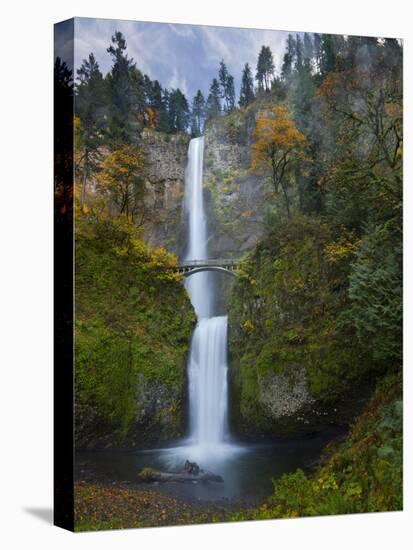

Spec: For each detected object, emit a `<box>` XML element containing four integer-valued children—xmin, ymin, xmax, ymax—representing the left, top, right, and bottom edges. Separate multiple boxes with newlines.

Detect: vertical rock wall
<box><xmin>141</xmin><ymin>129</ymin><xmax>190</xmax><ymax>255</ymax></box>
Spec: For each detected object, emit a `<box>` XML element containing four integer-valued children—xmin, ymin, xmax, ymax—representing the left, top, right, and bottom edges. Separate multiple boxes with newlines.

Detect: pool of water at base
<box><xmin>76</xmin><ymin>430</ymin><xmax>343</xmax><ymax>504</ymax></box>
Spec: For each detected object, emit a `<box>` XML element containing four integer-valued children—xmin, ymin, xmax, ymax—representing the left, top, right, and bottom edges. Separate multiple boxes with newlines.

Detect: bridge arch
<box><xmin>181</xmin><ymin>266</ymin><xmax>237</xmax><ymax>277</ymax></box>
<box><xmin>176</xmin><ymin>258</ymin><xmax>238</xmax><ymax>278</ymax></box>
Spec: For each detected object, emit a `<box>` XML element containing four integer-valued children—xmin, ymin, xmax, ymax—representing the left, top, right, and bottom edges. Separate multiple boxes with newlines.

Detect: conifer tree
<box><xmin>256</xmin><ymin>45</ymin><xmax>275</xmax><ymax>91</ymax></box>
<box><xmin>281</xmin><ymin>35</ymin><xmax>296</xmax><ymax>80</ymax></box>
<box><xmin>303</xmin><ymin>33</ymin><xmax>314</xmax><ymax>63</ymax></box>
<box><xmin>168</xmin><ymin>88</ymin><xmax>190</xmax><ymax>132</ymax></box>
<box><xmin>157</xmin><ymin>89</ymin><xmax>173</xmax><ymax>133</ymax></box>
<box><xmin>218</xmin><ymin>60</ymin><xmax>236</xmax><ymax>111</ymax></box>
<box><xmin>239</xmin><ymin>63</ymin><xmax>255</xmax><ymax>107</ymax></box>
<box><xmin>225</xmin><ymin>74</ymin><xmax>236</xmax><ymax>112</ymax></box>
<box><xmin>106</xmin><ymin>31</ymin><xmax>143</xmax><ymax>142</ymax></box>
<box><xmin>205</xmin><ymin>78</ymin><xmax>221</xmax><ymax>119</ymax></box>
<box><xmin>75</xmin><ymin>53</ymin><xmax>106</xmax><ymax>204</ymax></box>
<box><xmin>319</xmin><ymin>34</ymin><xmax>337</xmax><ymax>76</ymax></box>
<box><xmin>313</xmin><ymin>33</ymin><xmax>322</xmax><ymax>71</ymax></box>
<box><xmin>295</xmin><ymin>34</ymin><xmax>304</xmax><ymax>73</ymax></box>
<box><xmin>191</xmin><ymin>90</ymin><xmax>206</xmax><ymax>136</ymax></box>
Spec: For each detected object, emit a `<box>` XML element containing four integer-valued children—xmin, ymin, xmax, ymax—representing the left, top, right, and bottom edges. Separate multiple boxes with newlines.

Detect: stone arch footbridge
<box><xmin>176</xmin><ymin>259</ymin><xmax>238</xmax><ymax>277</ymax></box>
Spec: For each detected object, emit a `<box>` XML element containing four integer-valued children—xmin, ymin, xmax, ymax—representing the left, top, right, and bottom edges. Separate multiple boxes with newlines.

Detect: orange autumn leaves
<box><xmin>252</xmin><ymin>106</ymin><xmax>307</xmax><ymax>217</ymax></box>
<box><xmin>252</xmin><ymin>106</ymin><xmax>306</xmax><ymax>172</ymax></box>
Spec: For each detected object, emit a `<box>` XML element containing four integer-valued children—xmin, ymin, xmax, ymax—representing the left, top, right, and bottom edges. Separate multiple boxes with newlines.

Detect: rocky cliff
<box><xmin>203</xmin><ymin>111</ymin><xmax>265</xmax><ymax>258</ymax></box>
<box><xmin>141</xmin><ymin>129</ymin><xmax>190</xmax><ymax>255</ymax></box>
<box><xmin>140</xmin><ymin>112</ymin><xmax>267</xmax><ymax>260</ymax></box>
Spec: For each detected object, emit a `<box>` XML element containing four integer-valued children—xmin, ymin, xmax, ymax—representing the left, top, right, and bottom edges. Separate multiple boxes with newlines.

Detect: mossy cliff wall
<box><xmin>75</xmin><ymin>215</ymin><xmax>196</xmax><ymax>450</ymax></box>
<box><xmin>203</xmin><ymin>110</ymin><xmax>265</xmax><ymax>258</ymax></box>
<box><xmin>227</xmin><ymin>215</ymin><xmax>385</xmax><ymax>438</ymax></box>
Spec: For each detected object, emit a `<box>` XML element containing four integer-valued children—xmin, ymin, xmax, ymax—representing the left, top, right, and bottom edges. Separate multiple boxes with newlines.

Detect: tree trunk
<box><xmin>280</xmin><ymin>181</ymin><xmax>291</xmax><ymax>219</ymax></box>
<box><xmin>141</xmin><ymin>470</ymin><xmax>224</xmax><ymax>483</ymax></box>
<box><xmin>296</xmin><ymin>159</ymin><xmax>303</xmax><ymax>211</ymax></box>
<box><xmin>81</xmin><ymin>151</ymin><xmax>89</xmax><ymax>206</ymax></box>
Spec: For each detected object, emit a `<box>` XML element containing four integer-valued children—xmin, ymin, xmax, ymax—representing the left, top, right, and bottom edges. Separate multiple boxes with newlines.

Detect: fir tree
<box><xmin>295</xmin><ymin>35</ymin><xmax>304</xmax><ymax>73</ymax></box>
<box><xmin>225</xmin><ymin>74</ymin><xmax>236</xmax><ymax>111</ymax></box>
<box><xmin>218</xmin><ymin>60</ymin><xmax>236</xmax><ymax>111</ymax></box>
<box><xmin>106</xmin><ymin>31</ymin><xmax>143</xmax><ymax>141</ymax></box>
<box><xmin>168</xmin><ymin>88</ymin><xmax>190</xmax><ymax>132</ymax></box>
<box><xmin>239</xmin><ymin>63</ymin><xmax>255</xmax><ymax>107</ymax></box>
<box><xmin>75</xmin><ymin>53</ymin><xmax>106</xmax><ymax>204</ymax></box>
<box><xmin>256</xmin><ymin>45</ymin><xmax>275</xmax><ymax>91</ymax></box>
<box><xmin>319</xmin><ymin>34</ymin><xmax>337</xmax><ymax>76</ymax></box>
<box><xmin>303</xmin><ymin>33</ymin><xmax>314</xmax><ymax>63</ymax></box>
<box><xmin>281</xmin><ymin>35</ymin><xmax>296</xmax><ymax>80</ymax></box>
<box><xmin>191</xmin><ymin>90</ymin><xmax>206</xmax><ymax>136</ymax></box>
<box><xmin>205</xmin><ymin>78</ymin><xmax>222</xmax><ymax>119</ymax></box>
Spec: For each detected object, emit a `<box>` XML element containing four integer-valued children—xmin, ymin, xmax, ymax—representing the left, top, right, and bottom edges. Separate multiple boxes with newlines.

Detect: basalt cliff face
<box><xmin>141</xmin><ymin>129</ymin><xmax>190</xmax><ymax>255</ymax></box>
<box><xmin>141</xmin><ymin>113</ymin><xmax>266</xmax><ymax>259</ymax></box>
<box><xmin>203</xmin><ymin>113</ymin><xmax>265</xmax><ymax>258</ymax></box>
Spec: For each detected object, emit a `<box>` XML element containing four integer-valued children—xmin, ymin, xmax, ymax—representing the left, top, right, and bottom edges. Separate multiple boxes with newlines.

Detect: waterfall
<box><xmin>183</xmin><ymin>137</ymin><xmax>229</xmax><ymax>456</ymax></box>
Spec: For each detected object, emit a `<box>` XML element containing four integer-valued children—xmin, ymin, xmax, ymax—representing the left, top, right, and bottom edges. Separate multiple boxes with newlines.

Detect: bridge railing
<box><xmin>178</xmin><ymin>258</ymin><xmax>237</xmax><ymax>268</ymax></box>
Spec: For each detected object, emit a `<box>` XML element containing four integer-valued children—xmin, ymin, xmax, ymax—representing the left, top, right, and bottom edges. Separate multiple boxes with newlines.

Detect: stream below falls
<box><xmin>77</xmin><ymin>429</ymin><xmax>341</xmax><ymax>502</ymax></box>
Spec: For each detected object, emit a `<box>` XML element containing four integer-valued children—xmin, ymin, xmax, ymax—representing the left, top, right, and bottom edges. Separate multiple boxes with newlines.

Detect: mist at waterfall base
<box><xmin>77</xmin><ymin>138</ymin><xmax>342</xmax><ymax>502</ymax></box>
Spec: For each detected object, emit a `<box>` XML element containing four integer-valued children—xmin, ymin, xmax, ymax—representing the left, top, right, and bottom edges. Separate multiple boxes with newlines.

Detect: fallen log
<box><xmin>139</xmin><ymin>468</ymin><xmax>223</xmax><ymax>483</ymax></box>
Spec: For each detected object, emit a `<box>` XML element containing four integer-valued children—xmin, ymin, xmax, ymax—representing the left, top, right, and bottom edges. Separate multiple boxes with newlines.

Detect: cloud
<box><xmin>168</xmin><ymin>23</ymin><xmax>196</xmax><ymax>39</ymax></box>
<box><xmin>72</xmin><ymin>17</ymin><xmax>291</xmax><ymax>100</ymax></box>
<box><xmin>168</xmin><ymin>67</ymin><xmax>189</xmax><ymax>97</ymax></box>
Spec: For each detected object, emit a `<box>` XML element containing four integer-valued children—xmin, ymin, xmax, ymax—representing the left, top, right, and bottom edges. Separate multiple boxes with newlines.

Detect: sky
<box><xmin>71</xmin><ymin>17</ymin><xmax>292</xmax><ymax>102</ymax></box>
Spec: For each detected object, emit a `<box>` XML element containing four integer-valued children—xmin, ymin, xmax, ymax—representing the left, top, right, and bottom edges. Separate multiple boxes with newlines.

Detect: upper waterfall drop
<box><xmin>183</xmin><ymin>136</ymin><xmax>230</xmax><ymax>456</ymax></box>
<box><xmin>183</xmin><ymin>136</ymin><xmax>212</xmax><ymax>318</ymax></box>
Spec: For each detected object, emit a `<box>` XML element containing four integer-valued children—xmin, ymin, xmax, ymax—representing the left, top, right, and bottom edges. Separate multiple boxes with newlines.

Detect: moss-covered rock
<box><xmin>203</xmin><ymin>110</ymin><xmax>266</xmax><ymax>258</ymax></box>
<box><xmin>231</xmin><ymin>373</ymin><xmax>402</xmax><ymax>520</ymax></box>
<box><xmin>228</xmin><ymin>214</ymin><xmax>386</xmax><ymax>437</ymax></box>
<box><xmin>75</xmin><ymin>213</ymin><xmax>196</xmax><ymax>450</ymax></box>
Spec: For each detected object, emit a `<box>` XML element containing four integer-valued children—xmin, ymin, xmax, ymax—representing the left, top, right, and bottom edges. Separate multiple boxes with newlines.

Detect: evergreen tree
<box><xmin>239</xmin><ymin>63</ymin><xmax>255</xmax><ymax>107</ymax></box>
<box><xmin>148</xmin><ymin>80</ymin><xmax>163</xmax><ymax>111</ymax></box>
<box><xmin>106</xmin><ymin>31</ymin><xmax>142</xmax><ymax>142</ymax></box>
<box><xmin>190</xmin><ymin>90</ymin><xmax>206</xmax><ymax>136</ymax></box>
<box><xmin>143</xmin><ymin>74</ymin><xmax>152</xmax><ymax>103</ymax></box>
<box><xmin>130</xmin><ymin>66</ymin><xmax>146</xmax><ymax>124</ymax></box>
<box><xmin>157</xmin><ymin>89</ymin><xmax>173</xmax><ymax>133</ymax></box>
<box><xmin>281</xmin><ymin>34</ymin><xmax>296</xmax><ymax>80</ymax></box>
<box><xmin>303</xmin><ymin>33</ymin><xmax>314</xmax><ymax>63</ymax></box>
<box><xmin>142</xmin><ymin>78</ymin><xmax>164</xmax><ymax>128</ymax></box>
<box><xmin>381</xmin><ymin>38</ymin><xmax>403</xmax><ymax>80</ymax></box>
<box><xmin>218</xmin><ymin>60</ymin><xmax>236</xmax><ymax>111</ymax></box>
<box><xmin>313</xmin><ymin>33</ymin><xmax>322</xmax><ymax>72</ymax></box>
<box><xmin>256</xmin><ymin>46</ymin><xmax>275</xmax><ymax>91</ymax></box>
<box><xmin>205</xmin><ymin>78</ymin><xmax>221</xmax><ymax>119</ymax></box>
<box><xmin>218</xmin><ymin>59</ymin><xmax>229</xmax><ymax>100</ymax></box>
<box><xmin>225</xmin><ymin>74</ymin><xmax>236</xmax><ymax>112</ymax></box>
<box><xmin>75</xmin><ymin>53</ymin><xmax>106</xmax><ymax>204</ymax></box>
<box><xmin>319</xmin><ymin>34</ymin><xmax>337</xmax><ymax>76</ymax></box>
<box><xmin>295</xmin><ymin>35</ymin><xmax>304</xmax><ymax>73</ymax></box>
<box><xmin>168</xmin><ymin>88</ymin><xmax>190</xmax><ymax>132</ymax></box>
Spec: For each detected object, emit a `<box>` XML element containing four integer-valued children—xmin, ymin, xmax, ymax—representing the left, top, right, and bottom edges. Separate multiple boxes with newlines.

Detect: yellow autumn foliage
<box><xmin>97</xmin><ymin>144</ymin><xmax>146</xmax><ymax>219</ymax></box>
<box><xmin>251</xmin><ymin>106</ymin><xmax>306</xmax><ymax>172</ymax></box>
